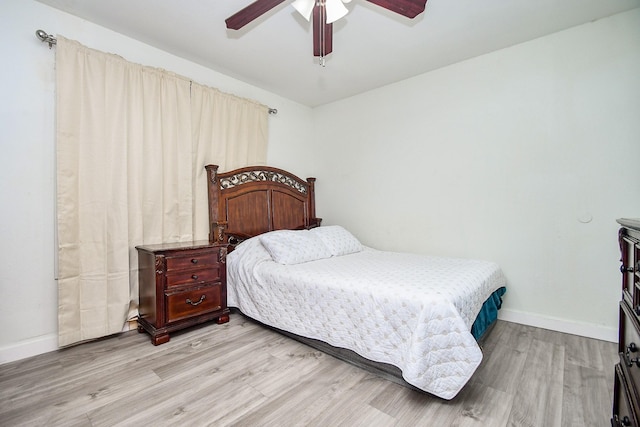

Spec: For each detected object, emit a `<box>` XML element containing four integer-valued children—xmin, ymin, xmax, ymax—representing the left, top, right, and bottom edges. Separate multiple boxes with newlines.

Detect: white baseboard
<box><xmin>0</xmin><ymin>334</ymin><xmax>59</xmax><ymax>365</ymax></box>
<box><xmin>498</xmin><ymin>308</ymin><xmax>618</xmax><ymax>343</ymax></box>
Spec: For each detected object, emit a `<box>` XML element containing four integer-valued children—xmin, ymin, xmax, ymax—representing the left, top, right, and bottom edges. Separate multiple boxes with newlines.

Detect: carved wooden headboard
<box><xmin>205</xmin><ymin>164</ymin><xmax>321</xmax><ymax>245</ymax></box>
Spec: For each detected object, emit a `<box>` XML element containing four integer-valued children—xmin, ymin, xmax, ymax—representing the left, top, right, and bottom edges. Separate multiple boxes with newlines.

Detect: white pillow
<box><xmin>259</xmin><ymin>229</ymin><xmax>332</xmax><ymax>265</ymax></box>
<box><xmin>310</xmin><ymin>225</ymin><xmax>363</xmax><ymax>256</ymax></box>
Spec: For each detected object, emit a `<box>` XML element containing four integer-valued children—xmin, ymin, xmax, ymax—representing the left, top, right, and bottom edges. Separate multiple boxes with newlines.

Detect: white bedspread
<box><xmin>226</xmin><ymin>237</ymin><xmax>507</xmax><ymax>399</ymax></box>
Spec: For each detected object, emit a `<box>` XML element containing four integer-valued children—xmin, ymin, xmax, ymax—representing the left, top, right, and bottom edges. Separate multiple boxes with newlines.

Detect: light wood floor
<box><xmin>0</xmin><ymin>314</ymin><xmax>617</xmax><ymax>427</ymax></box>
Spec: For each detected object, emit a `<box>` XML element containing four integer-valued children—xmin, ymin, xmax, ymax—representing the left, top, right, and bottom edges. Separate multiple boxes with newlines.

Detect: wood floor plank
<box><xmin>373</xmin><ymin>381</ymin><xmax>465</xmax><ymax>425</ymax></box>
<box><xmin>452</xmin><ymin>383</ymin><xmax>512</xmax><ymax>427</ymax></box>
<box><xmin>86</xmin><ymin>339</ymin><xmax>283</xmax><ymax>425</ymax></box>
<box><xmin>1</xmin><ymin>365</ymin><xmax>161</xmax><ymax>426</ymax></box>
<box><xmin>506</xmin><ymin>339</ymin><xmax>564</xmax><ymax>427</ymax></box>
<box><xmin>561</xmin><ymin>364</ymin><xmax>614</xmax><ymax>427</ymax></box>
<box><xmin>600</xmin><ymin>338</ymin><xmax>619</xmax><ymax>394</ymax></box>
<box><xmin>471</xmin><ymin>322</ymin><xmax>533</xmax><ymax>395</ymax></box>
<box><xmin>0</xmin><ymin>316</ymin><xmax>617</xmax><ymax>427</ymax></box>
<box><xmin>286</xmin><ymin>365</ymin><xmax>394</xmax><ymax>426</ymax></box>
<box><xmin>227</xmin><ymin>360</ymin><xmax>366</xmax><ymax>426</ymax></box>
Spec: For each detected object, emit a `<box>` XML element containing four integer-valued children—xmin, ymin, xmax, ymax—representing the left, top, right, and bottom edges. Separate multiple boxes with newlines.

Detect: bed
<box><xmin>205</xmin><ymin>164</ymin><xmax>507</xmax><ymax>400</ymax></box>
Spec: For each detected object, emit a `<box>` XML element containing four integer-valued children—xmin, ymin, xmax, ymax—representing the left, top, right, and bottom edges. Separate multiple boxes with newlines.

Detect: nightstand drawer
<box><xmin>166</xmin><ymin>252</ymin><xmax>220</xmax><ymax>272</ymax></box>
<box><xmin>166</xmin><ymin>284</ymin><xmax>222</xmax><ymax>323</ymax></box>
<box><xmin>165</xmin><ymin>266</ymin><xmax>221</xmax><ymax>287</ymax></box>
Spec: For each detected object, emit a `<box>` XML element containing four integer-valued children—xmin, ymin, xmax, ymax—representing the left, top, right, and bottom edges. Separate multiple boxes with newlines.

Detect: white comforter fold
<box><xmin>226</xmin><ymin>238</ymin><xmax>506</xmax><ymax>399</ymax></box>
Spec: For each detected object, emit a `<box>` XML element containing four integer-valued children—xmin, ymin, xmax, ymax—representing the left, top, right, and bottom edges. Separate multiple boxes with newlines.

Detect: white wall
<box><xmin>311</xmin><ymin>9</ymin><xmax>640</xmax><ymax>341</ymax></box>
<box><xmin>0</xmin><ymin>0</ymin><xmax>313</xmax><ymax>364</ymax></box>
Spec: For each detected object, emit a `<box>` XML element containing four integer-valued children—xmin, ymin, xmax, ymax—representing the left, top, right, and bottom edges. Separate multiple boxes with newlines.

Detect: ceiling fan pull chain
<box><xmin>319</xmin><ymin>1</ymin><xmax>326</xmax><ymax>67</ymax></box>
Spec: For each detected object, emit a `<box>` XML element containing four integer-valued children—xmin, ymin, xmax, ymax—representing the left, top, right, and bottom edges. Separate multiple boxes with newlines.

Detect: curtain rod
<box><xmin>35</xmin><ymin>29</ymin><xmax>278</xmax><ymax>115</ymax></box>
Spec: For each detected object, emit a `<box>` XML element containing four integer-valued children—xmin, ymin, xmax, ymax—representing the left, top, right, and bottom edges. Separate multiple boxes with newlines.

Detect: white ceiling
<box><xmin>36</xmin><ymin>0</ymin><xmax>639</xmax><ymax>107</ymax></box>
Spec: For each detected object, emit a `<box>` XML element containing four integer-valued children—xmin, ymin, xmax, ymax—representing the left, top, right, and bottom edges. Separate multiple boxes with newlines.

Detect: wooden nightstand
<box><xmin>136</xmin><ymin>241</ymin><xmax>230</xmax><ymax>345</ymax></box>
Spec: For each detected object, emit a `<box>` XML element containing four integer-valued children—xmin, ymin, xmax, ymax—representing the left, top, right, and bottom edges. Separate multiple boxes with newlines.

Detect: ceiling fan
<box><xmin>225</xmin><ymin>0</ymin><xmax>428</xmax><ymax>64</ymax></box>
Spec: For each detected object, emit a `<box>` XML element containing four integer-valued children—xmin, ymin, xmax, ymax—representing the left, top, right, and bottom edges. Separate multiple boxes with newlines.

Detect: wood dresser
<box><xmin>613</xmin><ymin>218</ymin><xmax>640</xmax><ymax>426</ymax></box>
<box><xmin>136</xmin><ymin>241</ymin><xmax>230</xmax><ymax>345</ymax></box>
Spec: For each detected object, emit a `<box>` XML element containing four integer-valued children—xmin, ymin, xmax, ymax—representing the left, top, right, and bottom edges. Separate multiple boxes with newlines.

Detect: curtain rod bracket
<box><xmin>268</xmin><ymin>108</ymin><xmax>278</xmax><ymax>115</ymax></box>
<box><xmin>36</xmin><ymin>30</ymin><xmax>57</xmax><ymax>49</ymax></box>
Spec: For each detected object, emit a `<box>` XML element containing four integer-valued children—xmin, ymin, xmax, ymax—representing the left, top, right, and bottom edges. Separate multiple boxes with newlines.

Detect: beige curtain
<box><xmin>191</xmin><ymin>82</ymin><xmax>268</xmax><ymax>239</ymax></box>
<box><xmin>56</xmin><ymin>37</ymin><xmax>268</xmax><ymax>347</ymax></box>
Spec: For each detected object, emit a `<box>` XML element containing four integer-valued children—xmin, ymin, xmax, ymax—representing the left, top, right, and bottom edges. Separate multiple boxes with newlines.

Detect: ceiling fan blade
<box><xmin>365</xmin><ymin>0</ymin><xmax>427</xmax><ymax>19</ymax></box>
<box><xmin>313</xmin><ymin>4</ymin><xmax>333</xmax><ymax>57</ymax></box>
<box><xmin>225</xmin><ymin>0</ymin><xmax>287</xmax><ymax>30</ymax></box>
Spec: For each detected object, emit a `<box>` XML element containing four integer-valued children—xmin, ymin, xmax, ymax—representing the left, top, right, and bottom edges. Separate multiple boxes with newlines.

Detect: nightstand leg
<box><xmin>152</xmin><ymin>333</ymin><xmax>170</xmax><ymax>346</ymax></box>
<box><xmin>217</xmin><ymin>314</ymin><xmax>230</xmax><ymax>324</ymax></box>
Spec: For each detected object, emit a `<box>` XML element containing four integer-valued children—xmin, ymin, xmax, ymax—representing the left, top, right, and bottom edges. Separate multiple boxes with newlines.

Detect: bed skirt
<box><xmin>471</xmin><ymin>286</ymin><xmax>506</xmax><ymax>340</ymax></box>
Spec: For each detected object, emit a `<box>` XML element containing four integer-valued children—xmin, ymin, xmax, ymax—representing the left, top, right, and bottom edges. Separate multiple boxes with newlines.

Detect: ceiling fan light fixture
<box><xmin>325</xmin><ymin>0</ymin><xmax>349</xmax><ymax>24</ymax></box>
<box><xmin>292</xmin><ymin>0</ymin><xmax>315</xmax><ymax>21</ymax></box>
<box><xmin>293</xmin><ymin>0</ymin><xmax>350</xmax><ymax>23</ymax></box>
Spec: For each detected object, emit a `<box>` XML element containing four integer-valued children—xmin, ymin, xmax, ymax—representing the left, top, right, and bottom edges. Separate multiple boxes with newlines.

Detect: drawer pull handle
<box><xmin>621</xmin><ymin>264</ymin><xmax>634</xmax><ymax>273</ymax></box>
<box><xmin>186</xmin><ymin>295</ymin><xmax>205</xmax><ymax>306</ymax></box>
<box><xmin>626</xmin><ymin>342</ymin><xmax>640</xmax><ymax>368</ymax></box>
<box><xmin>615</xmin><ymin>415</ymin><xmax>633</xmax><ymax>427</ymax></box>
<box><xmin>191</xmin><ymin>274</ymin><xmax>199</xmax><ymax>280</ymax></box>
<box><xmin>191</xmin><ymin>258</ymin><xmax>198</xmax><ymax>264</ymax></box>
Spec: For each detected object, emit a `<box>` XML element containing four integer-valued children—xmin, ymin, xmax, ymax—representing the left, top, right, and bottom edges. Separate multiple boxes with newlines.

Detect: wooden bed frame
<box><xmin>205</xmin><ymin>164</ymin><xmax>322</xmax><ymax>246</ymax></box>
<box><xmin>205</xmin><ymin>164</ymin><xmax>496</xmax><ymax>394</ymax></box>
